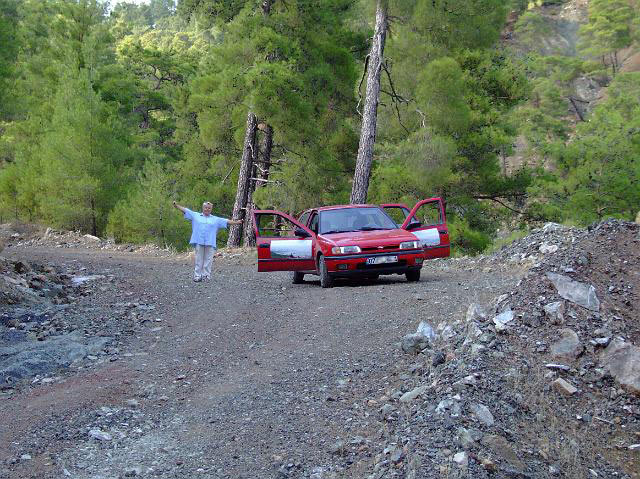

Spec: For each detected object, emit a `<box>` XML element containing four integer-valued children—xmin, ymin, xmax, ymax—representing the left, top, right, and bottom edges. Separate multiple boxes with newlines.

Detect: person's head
<box><xmin>202</xmin><ymin>201</ymin><xmax>213</xmax><ymax>216</ymax></box>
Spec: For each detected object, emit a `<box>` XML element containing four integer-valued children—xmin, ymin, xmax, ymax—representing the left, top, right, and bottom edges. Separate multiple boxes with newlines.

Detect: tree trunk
<box><xmin>262</xmin><ymin>0</ymin><xmax>273</xmax><ymax>16</ymax></box>
<box><xmin>228</xmin><ymin>112</ymin><xmax>257</xmax><ymax>247</ymax></box>
<box><xmin>257</xmin><ymin>123</ymin><xmax>273</xmax><ymax>184</ymax></box>
<box><xmin>243</xmin><ymin>124</ymin><xmax>272</xmax><ymax>246</ymax></box>
<box><xmin>350</xmin><ymin>0</ymin><xmax>388</xmax><ymax>205</ymax></box>
<box><xmin>243</xmin><ymin>141</ymin><xmax>259</xmax><ymax>247</ymax></box>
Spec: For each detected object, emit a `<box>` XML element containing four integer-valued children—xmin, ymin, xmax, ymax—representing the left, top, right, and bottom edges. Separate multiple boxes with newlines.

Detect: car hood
<box><xmin>319</xmin><ymin>229</ymin><xmax>417</xmax><ymax>246</ymax></box>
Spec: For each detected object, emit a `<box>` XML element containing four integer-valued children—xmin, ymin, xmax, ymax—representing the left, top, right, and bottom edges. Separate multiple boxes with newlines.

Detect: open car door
<box><xmin>399</xmin><ymin>198</ymin><xmax>450</xmax><ymax>259</ymax></box>
<box><xmin>252</xmin><ymin>210</ymin><xmax>316</xmax><ymax>272</ymax></box>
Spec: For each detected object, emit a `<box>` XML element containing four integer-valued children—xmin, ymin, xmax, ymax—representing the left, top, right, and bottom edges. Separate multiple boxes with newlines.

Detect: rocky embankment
<box><xmin>336</xmin><ymin>220</ymin><xmax>639</xmax><ymax>478</ymax></box>
<box><xmin>0</xmin><ymin>226</ymin><xmax>162</xmax><ymax>391</ymax></box>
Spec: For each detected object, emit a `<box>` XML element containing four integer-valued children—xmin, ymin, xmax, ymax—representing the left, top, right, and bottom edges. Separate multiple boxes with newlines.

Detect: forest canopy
<box><xmin>0</xmin><ymin>0</ymin><xmax>638</xmax><ymax>253</ymax></box>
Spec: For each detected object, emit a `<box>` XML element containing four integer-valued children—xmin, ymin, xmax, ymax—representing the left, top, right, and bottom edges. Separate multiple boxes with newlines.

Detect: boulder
<box><xmin>600</xmin><ymin>339</ymin><xmax>640</xmax><ymax>396</ymax></box>
<box><xmin>550</xmin><ymin>328</ymin><xmax>584</xmax><ymax>362</ymax></box>
<box><xmin>546</xmin><ymin>273</ymin><xmax>600</xmax><ymax>311</ymax></box>
<box><xmin>401</xmin><ymin>334</ymin><xmax>429</xmax><ymax>354</ymax></box>
<box><xmin>401</xmin><ymin>321</ymin><xmax>436</xmax><ymax>354</ymax></box>
<box><xmin>466</xmin><ymin>303</ymin><xmax>487</xmax><ymax>322</ymax></box>
<box><xmin>543</xmin><ymin>301</ymin><xmax>565</xmax><ymax>324</ymax></box>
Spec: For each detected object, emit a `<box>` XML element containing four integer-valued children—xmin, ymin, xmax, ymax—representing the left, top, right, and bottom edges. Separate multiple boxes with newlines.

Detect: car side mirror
<box><xmin>294</xmin><ymin>227</ymin><xmax>311</xmax><ymax>238</ymax></box>
<box><xmin>406</xmin><ymin>222</ymin><xmax>423</xmax><ymax>230</ymax></box>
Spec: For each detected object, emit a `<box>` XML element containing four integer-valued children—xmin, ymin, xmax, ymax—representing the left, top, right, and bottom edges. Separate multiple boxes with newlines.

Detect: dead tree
<box><xmin>228</xmin><ymin>112</ymin><xmax>257</xmax><ymax>247</ymax></box>
<box><xmin>242</xmin><ymin>123</ymin><xmax>273</xmax><ymax>247</ymax></box>
<box><xmin>257</xmin><ymin>123</ymin><xmax>273</xmax><ymax>183</ymax></box>
<box><xmin>350</xmin><ymin>0</ymin><xmax>388</xmax><ymax>205</ymax></box>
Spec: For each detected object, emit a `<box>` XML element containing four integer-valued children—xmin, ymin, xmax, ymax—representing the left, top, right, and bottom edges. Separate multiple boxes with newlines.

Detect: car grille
<box><xmin>360</xmin><ymin>245</ymin><xmax>400</xmax><ymax>252</ymax></box>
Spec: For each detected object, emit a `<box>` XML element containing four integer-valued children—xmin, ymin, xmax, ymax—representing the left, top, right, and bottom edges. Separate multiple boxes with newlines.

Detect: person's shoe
<box><xmin>193</xmin><ymin>277</ymin><xmax>201</xmax><ymax>282</ymax></box>
<box><xmin>202</xmin><ymin>276</ymin><xmax>210</xmax><ymax>282</ymax></box>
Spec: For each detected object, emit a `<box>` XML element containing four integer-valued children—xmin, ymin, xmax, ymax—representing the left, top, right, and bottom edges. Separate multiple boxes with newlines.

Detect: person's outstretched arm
<box><xmin>227</xmin><ymin>218</ymin><xmax>243</xmax><ymax>225</ymax></box>
<box><xmin>173</xmin><ymin>201</ymin><xmax>187</xmax><ymax>214</ymax></box>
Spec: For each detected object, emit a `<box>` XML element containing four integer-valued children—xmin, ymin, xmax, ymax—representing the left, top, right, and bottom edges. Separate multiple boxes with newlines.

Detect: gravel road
<box><xmin>0</xmin><ymin>246</ymin><xmax>518</xmax><ymax>478</ymax></box>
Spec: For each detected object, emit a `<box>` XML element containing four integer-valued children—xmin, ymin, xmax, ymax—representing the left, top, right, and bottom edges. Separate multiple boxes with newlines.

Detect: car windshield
<box><xmin>319</xmin><ymin>207</ymin><xmax>398</xmax><ymax>234</ymax></box>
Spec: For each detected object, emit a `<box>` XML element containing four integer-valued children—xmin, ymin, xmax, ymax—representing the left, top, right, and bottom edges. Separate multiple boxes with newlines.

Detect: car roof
<box><xmin>315</xmin><ymin>204</ymin><xmax>379</xmax><ymax>212</ymax></box>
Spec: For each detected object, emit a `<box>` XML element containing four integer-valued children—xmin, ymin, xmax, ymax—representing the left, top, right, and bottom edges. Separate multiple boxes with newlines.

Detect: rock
<box><xmin>401</xmin><ymin>334</ymin><xmax>429</xmax><ymax>354</ymax></box>
<box><xmin>551</xmin><ymin>378</ymin><xmax>578</xmax><ymax>396</ymax></box>
<box><xmin>83</xmin><ymin>234</ymin><xmax>101</xmax><ymax>242</ymax></box>
<box><xmin>88</xmin><ymin>429</ymin><xmax>112</xmax><ymax>441</ymax></box>
<box><xmin>546</xmin><ymin>273</ymin><xmax>600</xmax><ymax>311</ymax></box>
<box><xmin>452</xmin><ymin>451</ymin><xmax>468</xmax><ymax>468</ymax></box>
<box><xmin>401</xmin><ymin>321</ymin><xmax>436</xmax><ymax>354</ymax></box>
<box><xmin>400</xmin><ymin>385</ymin><xmax>428</xmax><ymax>403</ymax></box>
<box><xmin>492</xmin><ymin>308</ymin><xmax>514</xmax><ymax>333</ymax></box>
<box><xmin>390</xmin><ymin>447</ymin><xmax>404</xmax><ymax>463</ymax></box>
<box><xmin>124</xmin><ymin>467</ymin><xmax>142</xmax><ymax>477</ymax></box>
<box><xmin>465</xmin><ymin>303</ymin><xmax>487</xmax><ymax>322</ymax></box>
<box><xmin>0</xmin><ymin>333</ymin><xmax>112</xmax><ymax>384</ymax></box>
<box><xmin>470</xmin><ymin>403</ymin><xmax>494</xmax><ymax>426</ymax></box>
<box><xmin>481</xmin><ymin>434</ymin><xmax>526</xmax><ymax>473</ymax></box>
<box><xmin>600</xmin><ymin>339</ymin><xmax>640</xmax><ymax>396</ymax></box>
<box><xmin>539</xmin><ymin>243</ymin><xmax>558</xmax><ymax>254</ymax></box>
<box><xmin>457</xmin><ymin>427</ymin><xmax>480</xmax><ymax>449</ymax></box>
<box><xmin>432</xmin><ymin>351</ymin><xmax>446</xmax><ymax>366</ymax></box>
<box><xmin>19</xmin><ymin>454</ymin><xmax>31</xmax><ymax>461</ymax></box>
<box><xmin>543</xmin><ymin>301</ymin><xmax>565</xmax><ymax>324</ymax></box>
<box><xmin>416</xmin><ymin>321</ymin><xmax>436</xmax><ymax>341</ymax></box>
<box><xmin>329</xmin><ymin>441</ymin><xmax>345</xmax><ymax>455</ymax></box>
<box><xmin>550</xmin><ymin>329</ymin><xmax>584</xmax><ymax>362</ymax></box>
<box><xmin>545</xmin><ymin>363</ymin><xmax>570</xmax><ymax>371</ymax></box>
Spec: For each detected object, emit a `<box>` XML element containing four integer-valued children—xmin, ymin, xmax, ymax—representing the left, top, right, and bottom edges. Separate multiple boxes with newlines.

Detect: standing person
<box><xmin>173</xmin><ymin>201</ymin><xmax>242</xmax><ymax>282</ymax></box>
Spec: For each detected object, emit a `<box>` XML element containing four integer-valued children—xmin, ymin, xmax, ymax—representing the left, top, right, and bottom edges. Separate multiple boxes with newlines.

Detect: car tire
<box><xmin>291</xmin><ymin>271</ymin><xmax>304</xmax><ymax>284</ymax></box>
<box><xmin>367</xmin><ymin>274</ymin><xmax>379</xmax><ymax>281</ymax></box>
<box><xmin>406</xmin><ymin>269</ymin><xmax>421</xmax><ymax>282</ymax></box>
<box><xmin>318</xmin><ymin>255</ymin><xmax>333</xmax><ymax>288</ymax></box>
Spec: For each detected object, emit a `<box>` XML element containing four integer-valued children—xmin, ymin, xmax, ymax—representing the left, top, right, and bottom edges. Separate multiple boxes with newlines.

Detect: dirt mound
<box><xmin>2</xmin><ymin>223</ymin><xmax>174</xmax><ymax>257</ymax></box>
<box><xmin>339</xmin><ymin>220</ymin><xmax>639</xmax><ymax>478</ymax></box>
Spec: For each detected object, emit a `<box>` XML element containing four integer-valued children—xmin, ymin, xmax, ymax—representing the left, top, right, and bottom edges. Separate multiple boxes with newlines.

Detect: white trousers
<box><xmin>194</xmin><ymin>245</ymin><xmax>215</xmax><ymax>280</ymax></box>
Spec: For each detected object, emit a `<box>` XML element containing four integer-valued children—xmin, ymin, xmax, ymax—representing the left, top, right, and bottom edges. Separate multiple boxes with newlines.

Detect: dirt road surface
<box><xmin>0</xmin><ymin>246</ymin><xmax>518</xmax><ymax>478</ymax></box>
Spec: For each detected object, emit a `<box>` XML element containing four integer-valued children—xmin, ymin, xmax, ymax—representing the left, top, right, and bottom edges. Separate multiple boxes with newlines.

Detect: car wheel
<box><xmin>291</xmin><ymin>271</ymin><xmax>304</xmax><ymax>284</ymax></box>
<box><xmin>406</xmin><ymin>269</ymin><xmax>421</xmax><ymax>282</ymax></box>
<box><xmin>367</xmin><ymin>274</ymin><xmax>379</xmax><ymax>281</ymax></box>
<box><xmin>318</xmin><ymin>255</ymin><xmax>333</xmax><ymax>288</ymax></box>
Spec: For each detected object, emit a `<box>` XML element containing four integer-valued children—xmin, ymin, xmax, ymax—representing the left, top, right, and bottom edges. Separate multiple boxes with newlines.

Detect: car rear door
<box><xmin>400</xmin><ymin>198</ymin><xmax>450</xmax><ymax>259</ymax></box>
<box><xmin>252</xmin><ymin>210</ymin><xmax>316</xmax><ymax>272</ymax></box>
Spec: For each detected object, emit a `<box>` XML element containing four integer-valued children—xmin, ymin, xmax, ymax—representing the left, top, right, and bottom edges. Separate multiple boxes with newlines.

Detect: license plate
<box><xmin>366</xmin><ymin>255</ymin><xmax>398</xmax><ymax>265</ymax></box>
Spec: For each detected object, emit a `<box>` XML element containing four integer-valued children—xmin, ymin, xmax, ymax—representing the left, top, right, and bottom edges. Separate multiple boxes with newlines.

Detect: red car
<box><xmin>252</xmin><ymin>198</ymin><xmax>450</xmax><ymax>288</ymax></box>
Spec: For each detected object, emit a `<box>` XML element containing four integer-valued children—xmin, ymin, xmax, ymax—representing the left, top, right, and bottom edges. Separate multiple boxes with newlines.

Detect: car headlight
<box><xmin>331</xmin><ymin>245</ymin><xmax>361</xmax><ymax>254</ymax></box>
<box><xmin>400</xmin><ymin>240</ymin><xmax>419</xmax><ymax>249</ymax></box>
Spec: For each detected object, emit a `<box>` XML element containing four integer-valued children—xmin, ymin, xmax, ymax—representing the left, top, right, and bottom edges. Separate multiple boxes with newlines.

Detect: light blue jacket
<box><xmin>183</xmin><ymin>209</ymin><xmax>228</xmax><ymax>247</ymax></box>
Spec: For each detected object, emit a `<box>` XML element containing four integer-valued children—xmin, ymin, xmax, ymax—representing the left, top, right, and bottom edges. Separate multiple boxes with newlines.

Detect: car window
<box><xmin>309</xmin><ymin>213</ymin><xmax>319</xmax><ymax>233</ymax></box>
<box><xmin>318</xmin><ymin>207</ymin><xmax>397</xmax><ymax>234</ymax></box>
<box><xmin>256</xmin><ymin>214</ymin><xmax>300</xmax><ymax>238</ymax></box>
<box><xmin>411</xmin><ymin>201</ymin><xmax>442</xmax><ymax>226</ymax></box>
<box><xmin>299</xmin><ymin>211</ymin><xmax>310</xmax><ymax>226</ymax></box>
<box><xmin>382</xmin><ymin>206</ymin><xmax>411</xmax><ymax>227</ymax></box>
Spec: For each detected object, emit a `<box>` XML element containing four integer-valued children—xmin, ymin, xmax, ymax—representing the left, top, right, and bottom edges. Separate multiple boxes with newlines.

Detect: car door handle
<box><xmin>259</xmin><ymin>243</ymin><xmax>270</xmax><ymax>248</ymax></box>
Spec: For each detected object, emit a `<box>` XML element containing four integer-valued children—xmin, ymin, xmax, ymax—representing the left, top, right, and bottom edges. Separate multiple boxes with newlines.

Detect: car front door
<box><xmin>252</xmin><ymin>210</ymin><xmax>316</xmax><ymax>272</ymax></box>
<box><xmin>400</xmin><ymin>198</ymin><xmax>450</xmax><ymax>259</ymax></box>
